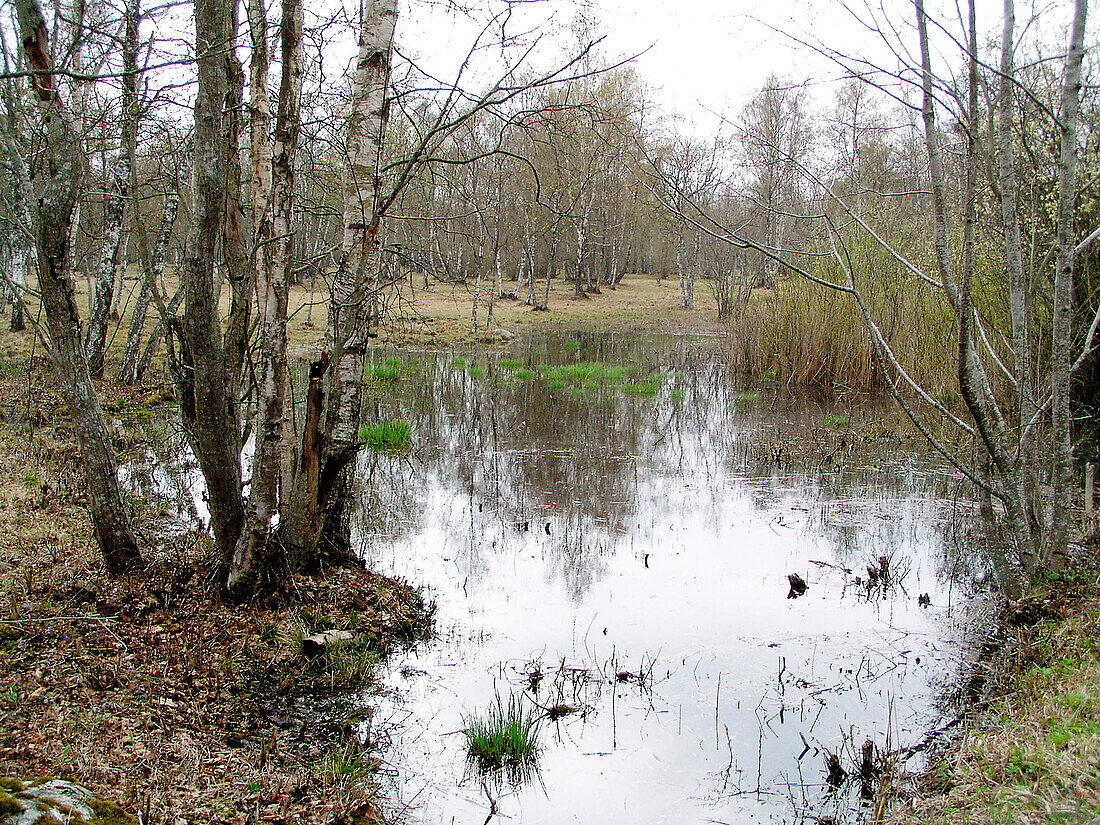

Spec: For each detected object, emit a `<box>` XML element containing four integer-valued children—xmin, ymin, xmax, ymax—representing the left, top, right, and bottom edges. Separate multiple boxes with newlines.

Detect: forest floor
<box><xmin>0</xmin><ymin>360</ymin><xmax>433</xmax><ymax>825</ymax></box>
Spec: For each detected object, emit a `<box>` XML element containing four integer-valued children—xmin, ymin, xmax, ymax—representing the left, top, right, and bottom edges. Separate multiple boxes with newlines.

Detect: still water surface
<box><xmin>351</xmin><ymin>333</ymin><xmax>996</xmax><ymax>825</ymax></box>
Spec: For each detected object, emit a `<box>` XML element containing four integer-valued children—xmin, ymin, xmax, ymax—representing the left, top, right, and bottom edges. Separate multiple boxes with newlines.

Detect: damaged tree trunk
<box><xmin>279</xmin><ymin>0</ymin><xmax>396</xmax><ymax>566</ymax></box>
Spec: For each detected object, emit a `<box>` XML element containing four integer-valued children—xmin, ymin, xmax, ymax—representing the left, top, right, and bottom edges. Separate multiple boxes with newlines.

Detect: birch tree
<box><xmin>15</xmin><ymin>0</ymin><xmax>143</xmax><ymax>575</ymax></box>
<box><xmin>227</xmin><ymin>0</ymin><xmax>302</xmax><ymax>596</ymax></box>
<box><xmin>279</xmin><ymin>0</ymin><xmax>397</xmax><ymax>564</ymax></box>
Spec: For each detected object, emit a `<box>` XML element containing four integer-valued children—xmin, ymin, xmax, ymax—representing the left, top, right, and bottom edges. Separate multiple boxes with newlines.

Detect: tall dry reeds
<box><xmin>730</xmin><ymin>231</ymin><xmax>1013</xmax><ymax>401</ymax></box>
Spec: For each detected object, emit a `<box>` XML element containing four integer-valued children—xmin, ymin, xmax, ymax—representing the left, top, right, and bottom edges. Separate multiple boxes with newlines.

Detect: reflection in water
<box><xmin>352</xmin><ymin>333</ymin><xmax>995</xmax><ymax>825</ymax></box>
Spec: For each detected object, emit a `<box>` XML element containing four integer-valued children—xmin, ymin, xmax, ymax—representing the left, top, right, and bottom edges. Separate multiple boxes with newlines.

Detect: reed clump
<box><xmin>358</xmin><ymin>419</ymin><xmax>412</xmax><ymax>453</ymax></box>
<box><xmin>463</xmin><ymin>693</ymin><xmax>542</xmax><ymax>781</ymax></box>
<box><xmin>730</xmin><ymin>233</ymin><xmax>1010</xmax><ymax>399</ymax></box>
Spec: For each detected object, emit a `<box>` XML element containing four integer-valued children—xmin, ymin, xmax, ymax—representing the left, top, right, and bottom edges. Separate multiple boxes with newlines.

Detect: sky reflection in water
<box><xmin>350</xmin><ymin>333</ymin><xmax>992</xmax><ymax>825</ymax></box>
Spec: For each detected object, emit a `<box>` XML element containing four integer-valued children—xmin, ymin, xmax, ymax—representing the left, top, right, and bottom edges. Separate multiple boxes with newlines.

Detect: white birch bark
<box><xmin>308</xmin><ymin>0</ymin><xmax>396</xmax><ymax>555</ymax></box>
<box><xmin>15</xmin><ymin>0</ymin><xmax>143</xmax><ymax>574</ymax></box>
<box><xmin>228</xmin><ymin>0</ymin><xmax>301</xmax><ymax>595</ymax></box>
<box><xmin>84</xmin><ymin>152</ymin><xmax>130</xmax><ymax>378</ymax></box>
<box><xmin>118</xmin><ymin>191</ymin><xmax>179</xmax><ymax>383</ymax></box>
<box><xmin>0</xmin><ymin>71</ymin><xmax>32</xmax><ymax>333</ymax></box>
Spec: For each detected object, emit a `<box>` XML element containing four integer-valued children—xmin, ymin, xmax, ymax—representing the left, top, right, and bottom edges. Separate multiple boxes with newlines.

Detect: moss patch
<box><xmin>0</xmin><ymin>790</ymin><xmax>21</xmax><ymax>816</ymax></box>
<box><xmin>87</xmin><ymin>798</ymin><xmax>138</xmax><ymax>825</ymax></box>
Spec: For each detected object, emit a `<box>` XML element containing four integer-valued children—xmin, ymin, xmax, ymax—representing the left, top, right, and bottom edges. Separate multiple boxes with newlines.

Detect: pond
<box><xmin>349</xmin><ymin>332</ymin><xmax>999</xmax><ymax>825</ymax></box>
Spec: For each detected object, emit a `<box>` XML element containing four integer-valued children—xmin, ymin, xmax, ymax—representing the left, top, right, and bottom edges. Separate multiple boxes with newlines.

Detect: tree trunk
<box><xmin>0</xmin><ymin>73</ymin><xmax>32</xmax><ymax>333</ymax></box>
<box><xmin>917</xmin><ymin>0</ymin><xmax>1030</xmax><ymax>580</ymax></box>
<box><xmin>85</xmin><ymin>154</ymin><xmax>130</xmax><ymax>377</ymax></box>
<box><xmin>135</xmin><ymin>284</ymin><xmax>182</xmax><ymax>380</ymax></box>
<box><xmin>280</xmin><ymin>0</ymin><xmax>396</xmax><ymax>566</ymax></box>
<box><xmin>1049</xmin><ymin>0</ymin><xmax>1089</xmax><ymax>569</ymax></box>
<box><xmin>118</xmin><ymin>191</ymin><xmax>179</xmax><ymax>383</ymax></box>
<box><xmin>223</xmin><ymin>25</ymin><xmax>252</xmax><ymax>393</ymax></box>
<box><xmin>173</xmin><ymin>0</ymin><xmax>245</xmax><ymax>565</ymax></box>
<box><xmin>228</xmin><ymin>0</ymin><xmax>301</xmax><ymax>596</ymax></box>
<box><xmin>15</xmin><ymin>0</ymin><xmax>143</xmax><ymax>575</ymax></box>
<box><xmin>996</xmin><ymin>0</ymin><xmax>1039</xmax><ymax>550</ymax></box>
<box><xmin>540</xmin><ymin>246</ymin><xmax>553</xmax><ymax>310</ymax></box>
<box><xmin>471</xmin><ymin>242</ymin><xmax>483</xmax><ymax>333</ymax></box>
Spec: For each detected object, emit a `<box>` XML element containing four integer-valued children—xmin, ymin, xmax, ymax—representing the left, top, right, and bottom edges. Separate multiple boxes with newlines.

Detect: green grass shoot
<box><xmin>463</xmin><ymin>693</ymin><xmax>542</xmax><ymax>782</ymax></box>
<box><xmin>358</xmin><ymin>420</ymin><xmax>412</xmax><ymax>453</ymax></box>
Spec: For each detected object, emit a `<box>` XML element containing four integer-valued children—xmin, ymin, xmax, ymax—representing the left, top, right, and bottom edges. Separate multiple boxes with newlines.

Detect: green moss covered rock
<box><xmin>0</xmin><ymin>778</ymin><xmax>136</xmax><ymax>824</ymax></box>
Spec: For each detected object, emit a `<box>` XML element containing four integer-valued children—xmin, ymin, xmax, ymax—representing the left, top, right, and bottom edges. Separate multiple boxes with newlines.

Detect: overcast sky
<box><xmin>393</xmin><ymin>0</ymin><xmax>1081</xmax><ymax>138</ymax></box>
<box><xmin>397</xmin><ymin>0</ymin><xmax>845</xmax><ymax>132</ymax></box>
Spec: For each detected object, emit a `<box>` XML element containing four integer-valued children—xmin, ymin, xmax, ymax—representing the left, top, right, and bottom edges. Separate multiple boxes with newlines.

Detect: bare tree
<box><xmin>228</xmin><ymin>0</ymin><xmax>302</xmax><ymax>595</ymax></box>
<box><xmin>642</xmin><ymin>0</ymin><xmax>1092</xmax><ymax>585</ymax></box>
<box><xmin>15</xmin><ymin>0</ymin><xmax>143</xmax><ymax>575</ymax></box>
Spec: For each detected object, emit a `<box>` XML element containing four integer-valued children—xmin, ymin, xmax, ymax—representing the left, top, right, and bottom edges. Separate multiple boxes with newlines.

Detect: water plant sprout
<box><xmin>462</xmin><ymin>693</ymin><xmax>542</xmax><ymax>784</ymax></box>
<box><xmin>358</xmin><ymin>420</ymin><xmax>412</xmax><ymax>453</ymax></box>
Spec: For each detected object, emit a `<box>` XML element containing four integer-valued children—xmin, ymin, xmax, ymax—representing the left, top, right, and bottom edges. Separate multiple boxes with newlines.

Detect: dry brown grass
<box><xmin>365</xmin><ymin>273</ymin><xmax>727</xmax><ymax>347</ymax></box>
<box><xmin>5</xmin><ymin>270</ymin><xmax>727</xmax><ymax>376</ymax></box>
<box><xmin>730</xmin><ymin>273</ymin><xmax>963</xmax><ymax>398</ymax></box>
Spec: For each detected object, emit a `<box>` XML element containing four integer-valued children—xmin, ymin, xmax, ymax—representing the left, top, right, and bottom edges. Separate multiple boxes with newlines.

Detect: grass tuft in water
<box><xmin>372</xmin><ymin>363</ymin><xmax>401</xmax><ymax>381</ymax></box>
<box><xmin>358</xmin><ymin>420</ymin><xmax>412</xmax><ymax>453</ymax></box>
<box><xmin>463</xmin><ymin>693</ymin><xmax>542</xmax><ymax>782</ymax></box>
<box><xmin>622</xmin><ymin>374</ymin><xmax>664</xmax><ymax>396</ymax></box>
<box><xmin>498</xmin><ymin>357</ymin><xmax>525</xmax><ymax>370</ymax></box>
<box><xmin>512</xmin><ymin>368</ymin><xmax>536</xmax><ymax>381</ymax></box>
<box><xmin>544</xmin><ymin>361</ymin><xmax>627</xmax><ymax>385</ymax></box>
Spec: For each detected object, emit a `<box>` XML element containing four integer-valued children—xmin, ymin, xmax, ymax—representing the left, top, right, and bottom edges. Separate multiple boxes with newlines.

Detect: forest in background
<box><xmin>0</xmin><ymin>0</ymin><xmax>1096</xmax><ymax>596</ymax></box>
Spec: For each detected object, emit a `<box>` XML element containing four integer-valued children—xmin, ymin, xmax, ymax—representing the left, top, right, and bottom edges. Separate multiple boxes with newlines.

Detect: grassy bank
<box><xmin>4</xmin><ymin>271</ymin><xmax>727</xmax><ymax>372</ymax></box>
<box><xmin>892</xmin><ymin>573</ymin><xmax>1100</xmax><ymax>824</ymax></box>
